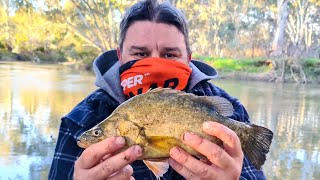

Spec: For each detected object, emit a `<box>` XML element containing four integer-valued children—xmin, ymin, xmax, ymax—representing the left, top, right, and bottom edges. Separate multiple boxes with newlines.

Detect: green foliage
<box><xmin>302</xmin><ymin>58</ymin><xmax>320</xmax><ymax>80</ymax></box>
<box><xmin>192</xmin><ymin>54</ymin><xmax>215</xmax><ymax>61</ymax></box>
<box><xmin>302</xmin><ymin>58</ymin><xmax>320</xmax><ymax>67</ymax></box>
<box><xmin>35</xmin><ymin>51</ymin><xmax>67</xmax><ymax>62</ymax></box>
<box><xmin>194</xmin><ymin>54</ymin><xmax>271</xmax><ymax>73</ymax></box>
<box><xmin>0</xmin><ymin>49</ymin><xmax>15</xmax><ymax>60</ymax></box>
<box><xmin>0</xmin><ymin>42</ymin><xmax>5</xmax><ymax>49</ymax></box>
<box><xmin>77</xmin><ymin>48</ymin><xmax>99</xmax><ymax>64</ymax></box>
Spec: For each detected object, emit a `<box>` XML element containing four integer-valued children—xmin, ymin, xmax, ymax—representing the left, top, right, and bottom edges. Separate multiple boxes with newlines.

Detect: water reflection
<box><xmin>0</xmin><ymin>62</ymin><xmax>319</xmax><ymax>179</ymax></box>
<box><xmin>213</xmin><ymin>80</ymin><xmax>320</xmax><ymax>180</ymax></box>
<box><xmin>0</xmin><ymin>62</ymin><xmax>96</xmax><ymax>179</ymax></box>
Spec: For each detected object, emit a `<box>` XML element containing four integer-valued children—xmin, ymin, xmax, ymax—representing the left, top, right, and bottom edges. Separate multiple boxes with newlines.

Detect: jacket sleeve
<box><xmin>207</xmin><ymin>82</ymin><xmax>267</xmax><ymax>180</ymax></box>
<box><xmin>48</xmin><ymin>118</ymin><xmax>84</xmax><ymax>180</ymax></box>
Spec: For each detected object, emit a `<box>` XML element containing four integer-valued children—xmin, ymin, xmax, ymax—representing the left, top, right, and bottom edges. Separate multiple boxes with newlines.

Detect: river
<box><xmin>0</xmin><ymin>62</ymin><xmax>319</xmax><ymax>180</ymax></box>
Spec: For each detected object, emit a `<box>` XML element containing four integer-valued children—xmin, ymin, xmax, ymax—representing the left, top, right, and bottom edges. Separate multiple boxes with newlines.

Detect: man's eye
<box><xmin>163</xmin><ymin>53</ymin><xmax>177</xmax><ymax>58</ymax></box>
<box><xmin>135</xmin><ymin>53</ymin><xmax>148</xmax><ymax>57</ymax></box>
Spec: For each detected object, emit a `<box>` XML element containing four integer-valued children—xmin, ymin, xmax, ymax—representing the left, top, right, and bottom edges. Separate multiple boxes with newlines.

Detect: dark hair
<box><xmin>119</xmin><ymin>0</ymin><xmax>191</xmax><ymax>54</ymax></box>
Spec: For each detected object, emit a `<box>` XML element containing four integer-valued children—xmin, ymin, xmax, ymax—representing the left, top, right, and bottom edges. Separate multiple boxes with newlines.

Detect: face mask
<box><xmin>120</xmin><ymin>57</ymin><xmax>192</xmax><ymax>99</ymax></box>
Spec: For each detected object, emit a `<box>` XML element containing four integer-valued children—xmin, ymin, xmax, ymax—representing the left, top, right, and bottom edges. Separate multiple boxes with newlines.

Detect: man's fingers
<box><xmin>74</xmin><ymin>138</ymin><xmax>140</xmax><ymax>180</ymax></box>
<box><xmin>203</xmin><ymin>121</ymin><xmax>243</xmax><ymax>159</ymax></box>
<box><xmin>100</xmin><ymin>154</ymin><xmax>112</xmax><ymax>163</ymax></box>
<box><xmin>168</xmin><ymin>158</ymin><xmax>196</xmax><ymax>179</ymax></box>
<box><xmin>76</xmin><ymin>136</ymin><xmax>126</xmax><ymax>169</ymax></box>
<box><xmin>107</xmin><ymin>165</ymin><xmax>134</xmax><ymax>180</ymax></box>
<box><xmin>169</xmin><ymin>147</ymin><xmax>218</xmax><ymax>179</ymax></box>
<box><xmin>182</xmin><ymin>131</ymin><xmax>234</xmax><ymax>169</ymax></box>
<box><xmin>91</xmin><ymin>145</ymin><xmax>143</xmax><ymax>179</ymax></box>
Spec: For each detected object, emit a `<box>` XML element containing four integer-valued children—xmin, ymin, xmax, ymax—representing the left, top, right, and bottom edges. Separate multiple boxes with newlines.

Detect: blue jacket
<box><xmin>49</xmin><ymin>50</ymin><xmax>266</xmax><ymax>179</ymax></box>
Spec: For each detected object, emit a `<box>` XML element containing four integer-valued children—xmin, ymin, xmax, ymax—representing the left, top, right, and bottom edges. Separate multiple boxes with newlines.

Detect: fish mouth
<box><xmin>77</xmin><ymin>138</ymin><xmax>89</xmax><ymax>148</ymax></box>
<box><xmin>77</xmin><ymin>136</ymin><xmax>94</xmax><ymax>148</ymax></box>
<box><xmin>77</xmin><ymin>132</ymin><xmax>103</xmax><ymax>148</ymax></box>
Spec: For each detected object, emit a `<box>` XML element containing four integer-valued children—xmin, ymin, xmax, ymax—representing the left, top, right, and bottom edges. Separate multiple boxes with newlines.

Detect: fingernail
<box><xmin>130</xmin><ymin>176</ymin><xmax>135</xmax><ymax>180</ymax></box>
<box><xmin>183</xmin><ymin>132</ymin><xmax>194</xmax><ymax>141</ymax></box>
<box><xmin>170</xmin><ymin>147</ymin><xmax>180</xmax><ymax>158</ymax></box>
<box><xmin>122</xmin><ymin>165</ymin><xmax>133</xmax><ymax>175</ymax></box>
<box><xmin>115</xmin><ymin>137</ymin><xmax>125</xmax><ymax>145</ymax></box>
<box><xmin>203</xmin><ymin>121</ymin><xmax>212</xmax><ymax>130</ymax></box>
<box><xmin>134</xmin><ymin>145</ymin><xmax>143</xmax><ymax>155</ymax></box>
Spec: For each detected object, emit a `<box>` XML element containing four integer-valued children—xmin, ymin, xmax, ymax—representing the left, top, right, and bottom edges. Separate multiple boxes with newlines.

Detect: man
<box><xmin>49</xmin><ymin>0</ymin><xmax>266</xmax><ymax>179</ymax></box>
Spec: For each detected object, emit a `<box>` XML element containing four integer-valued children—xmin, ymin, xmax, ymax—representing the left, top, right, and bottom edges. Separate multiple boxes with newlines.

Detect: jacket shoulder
<box><xmin>191</xmin><ymin>60</ymin><xmax>218</xmax><ymax>77</ymax></box>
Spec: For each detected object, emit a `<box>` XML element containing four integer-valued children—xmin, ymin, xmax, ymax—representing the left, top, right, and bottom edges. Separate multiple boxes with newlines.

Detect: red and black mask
<box><xmin>119</xmin><ymin>57</ymin><xmax>192</xmax><ymax>99</ymax></box>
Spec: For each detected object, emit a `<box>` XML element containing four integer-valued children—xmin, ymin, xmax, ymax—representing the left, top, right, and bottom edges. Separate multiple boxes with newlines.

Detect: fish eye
<box><xmin>92</xmin><ymin>129</ymin><xmax>102</xmax><ymax>137</ymax></box>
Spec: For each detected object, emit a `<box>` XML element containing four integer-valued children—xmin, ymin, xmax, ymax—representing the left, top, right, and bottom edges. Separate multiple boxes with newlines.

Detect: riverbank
<box><xmin>2</xmin><ymin>50</ymin><xmax>320</xmax><ymax>84</ymax></box>
<box><xmin>197</xmin><ymin>56</ymin><xmax>320</xmax><ymax>84</ymax></box>
<box><xmin>213</xmin><ymin>68</ymin><xmax>320</xmax><ymax>84</ymax></box>
<box><xmin>0</xmin><ymin>48</ymin><xmax>98</xmax><ymax>70</ymax></box>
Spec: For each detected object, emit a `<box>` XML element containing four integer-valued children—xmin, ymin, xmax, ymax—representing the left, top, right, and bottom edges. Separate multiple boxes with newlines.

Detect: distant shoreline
<box><xmin>217</xmin><ymin>72</ymin><xmax>318</xmax><ymax>84</ymax></box>
<box><xmin>1</xmin><ymin>58</ymin><xmax>319</xmax><ymax>84</ymax></box>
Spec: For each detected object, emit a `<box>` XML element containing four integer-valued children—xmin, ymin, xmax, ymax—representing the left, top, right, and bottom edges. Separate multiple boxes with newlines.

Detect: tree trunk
<box><xmin>1</xmin><ymin>0</ymin><xmax>11</xmax><ymax>50</ymax></box>
<box><xmin>270</xmin><ymin>0</ymin><xmax>289</xmax><ymax>57</ymax></box>
<box><xmin>269</xmin><ymin>0</ymin><xmax>290</xmax><ymax>82</ymax></box>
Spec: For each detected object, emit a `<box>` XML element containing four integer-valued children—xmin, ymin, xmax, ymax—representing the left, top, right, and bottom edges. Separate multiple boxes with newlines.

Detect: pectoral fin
<box><xmin>143</xmin><ymin>160</ymin><xmax>169</xmax><ymax>179</ymax></box>
<box><xmin>142</xmin><ymin>136</ymin><xmax>181</xmax><ymax>158</ymax></box>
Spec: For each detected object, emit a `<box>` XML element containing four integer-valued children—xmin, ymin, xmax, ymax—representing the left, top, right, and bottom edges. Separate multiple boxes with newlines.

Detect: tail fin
<box><xmin>242</xmin><ymin>124</ymin><xmax>274</xmax><ymax>169</ymax></box>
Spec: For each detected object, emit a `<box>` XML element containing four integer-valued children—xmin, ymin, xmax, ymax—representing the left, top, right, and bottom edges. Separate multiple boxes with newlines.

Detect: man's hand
<box><xmin>168</xmin><ymin>121</ymin><xmax>243</xmax><ymax>180</ymax></box>
<box><xmin>74</xmin><ymin>137</ymin><xmax>143</xmax><ymax>180</ymax></box>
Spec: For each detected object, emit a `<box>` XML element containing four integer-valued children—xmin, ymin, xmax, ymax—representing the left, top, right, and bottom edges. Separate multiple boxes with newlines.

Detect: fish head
<box><xmin>77</xmin><ymin>110</ymin><xmax>148</xmax><ymax>149</ymax></box>
<box><xmin>77</xmin><ymin>125</ymin><xmax>108</xmax><ymax>148</ymax></box>
<box><xmin>77</xmin><ymin>115</ymin><xmax>123</xmax><ymax>148</ymax></box>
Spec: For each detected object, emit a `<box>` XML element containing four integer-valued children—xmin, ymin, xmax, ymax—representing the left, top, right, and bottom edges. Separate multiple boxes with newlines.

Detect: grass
<box><xmin>193</xmin><ymin>54</ymin><xmax>271</xmax><ymax>73</ymax></box>
<box><xmin>302</xmin><ymin>58</ymin><xmax>320</xmax><ymax>79</ymax></box>
<box><xmin>302</xmin><ymin>58</ymin><xmax>320</xmax><ymax>67</ymax></box>
<box><xmin>193</xmin><ymin>54</ymin><xmax>320</xmax><ymax>82</ymax></box>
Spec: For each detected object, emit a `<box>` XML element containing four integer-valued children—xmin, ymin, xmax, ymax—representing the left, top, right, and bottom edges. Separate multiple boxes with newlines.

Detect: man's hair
<box><xmin>119</xmin><ymin>0</ymin><xmax>191</xmax><ymax>54</ymax></box>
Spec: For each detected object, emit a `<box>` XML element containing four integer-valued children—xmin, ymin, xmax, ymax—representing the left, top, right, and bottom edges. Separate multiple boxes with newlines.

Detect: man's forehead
<box><xmin>128</xmin><ymin>45</ymin><xmax>182</xmax><ymax>52</ymax></box>
<box><xmin>125</xmin><ymin>21</ymin><xmax>184</xmax><ymax>40</ymax></box>
<box><xmin>121</xmin><ymin>21</ymin><xmax>187</xmax><ymax>53</ymax></box>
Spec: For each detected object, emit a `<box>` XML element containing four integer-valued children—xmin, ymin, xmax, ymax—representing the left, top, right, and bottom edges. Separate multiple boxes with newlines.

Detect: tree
<box><xmin>47</xmin><ymin>0</ymin><xmax>134</xmax><ymax>53</ymax></box>
<box><xmin>268</xmin><ymin>0</ymin><xmax>290</xmax><ymax>82</ymax></box>
<box><xmin>0</xmin><ymin>0</ymin><xmax>16</xmax><ymax>50</ymax></box>
<box><xmin>270</xmin><ymin>0</ymin><xmax>289</xmax><ymax>57</ymax></box>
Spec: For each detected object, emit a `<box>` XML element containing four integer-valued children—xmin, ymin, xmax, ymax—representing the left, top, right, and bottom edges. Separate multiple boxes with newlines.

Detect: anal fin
<box><xmin>143</xmin><ymin>159</ymin><xmax>169</xmax><ymax>179</ymax></box>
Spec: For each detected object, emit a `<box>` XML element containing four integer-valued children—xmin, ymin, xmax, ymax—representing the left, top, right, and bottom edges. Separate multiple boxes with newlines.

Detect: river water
<box><xmin>0</xmin><ymin>62</ymin><xmax>319</xmax><ymax>179</ymax></box>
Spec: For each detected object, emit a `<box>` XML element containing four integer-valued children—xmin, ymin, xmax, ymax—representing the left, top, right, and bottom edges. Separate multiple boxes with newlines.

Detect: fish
<box><xmin>77</xmin><ymin>88</ymin><xmax>273</xmax><ymax>178</ymax></box>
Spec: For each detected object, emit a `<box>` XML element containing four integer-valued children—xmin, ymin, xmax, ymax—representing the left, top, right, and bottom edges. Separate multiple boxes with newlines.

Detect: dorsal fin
<box><xmin>146</xmin><ymin>87</ymin><xmax>183</xmax><ymax>94</ymax></box>
<box><xmin>145</xmin><ymin>88</ymin><xmax>234</xmax><ymax>117</ymax></box>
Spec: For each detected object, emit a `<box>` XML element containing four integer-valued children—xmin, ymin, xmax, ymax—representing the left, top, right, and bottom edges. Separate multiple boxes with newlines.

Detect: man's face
<box><xmin>118</xmin><ymin>21</ymin><xmax>191</xmax><ymax>65</ymax></box>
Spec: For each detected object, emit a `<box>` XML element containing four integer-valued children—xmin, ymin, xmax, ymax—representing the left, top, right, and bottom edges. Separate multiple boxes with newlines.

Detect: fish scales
<box><xmin>78</xmin><ymin>88</ymin><xmax>273</xmax><ymax>172</ymax></box>
<box><xmin>123</xmin><ymin>91</ymin><xmax>222</xmax><ymax>150</ymax></box>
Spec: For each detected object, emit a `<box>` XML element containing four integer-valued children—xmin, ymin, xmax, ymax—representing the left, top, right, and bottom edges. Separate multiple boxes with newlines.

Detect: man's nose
<box><xmin>151</xmin><ymin>51</ymin><xmax>161</xmax><ymax>58</ymax></box>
